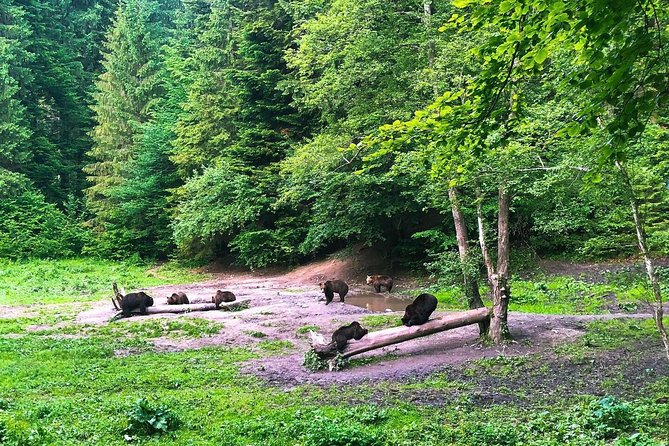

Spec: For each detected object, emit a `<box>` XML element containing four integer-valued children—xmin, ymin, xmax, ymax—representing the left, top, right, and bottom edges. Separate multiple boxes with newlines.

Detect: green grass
<box><xmin>296</xmin><ymin>325</ymin><xmax>320</xmax><ymax>336</ymax></box>
<box><xmin>0</xmin><ymin>258</ymin><xmax>207</xmax><ymax>305</ymax></box>
<box><xmin>257</xmin><ymin>339</ymin><xmax>294</xmax><ymax>352</ymax></box>
<box><xmin>359</xmin><ymin>314</ymin><xmax>402</xmax><ymax>330</ymax></box>
<box><xmin>0</xmin><ymin>309</ymin><xmax>668</xmax><ymax>445</ymax></box>
<box><xmin>430</xmin><ymin>274</ymin><xmax>645</xmax><ymax>315</ymax></box>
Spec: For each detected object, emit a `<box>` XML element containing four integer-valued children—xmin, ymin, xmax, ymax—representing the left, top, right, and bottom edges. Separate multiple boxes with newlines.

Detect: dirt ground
<box><xmin>73</xmin><ymin>256</ymin><xmax>663</xmax><ymax>388</ymax></box>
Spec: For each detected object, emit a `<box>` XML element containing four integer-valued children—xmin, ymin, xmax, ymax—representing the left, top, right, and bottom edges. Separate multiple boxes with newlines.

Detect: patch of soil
<box><xmin>70</xmin><ymin>257</ymin><xmax>660</xmax><ymax>390</ymax></box>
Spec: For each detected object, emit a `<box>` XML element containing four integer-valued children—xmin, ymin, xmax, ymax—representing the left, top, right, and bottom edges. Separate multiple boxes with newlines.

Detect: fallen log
<box><xmin>119</xmin><ymin>299</ymin><xmax>250</xmax><ymax>317</ymax></box>
<box><xmin>313</xmin><ymin>307</ymin><xmax>491</xmax><ymax>359</ymax></box>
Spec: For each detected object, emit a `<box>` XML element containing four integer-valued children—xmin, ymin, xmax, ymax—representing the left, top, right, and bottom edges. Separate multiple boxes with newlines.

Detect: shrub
<box><xmin>125</xmin><ymin>398</ymin><xmax>180</xmax><ymax>436</ymax></box>
<box><xmin>302</xmin><ymin>418</ymin><xmax>382</xmax><ymax>446</ymax></box>
<box><xmin>586</xmin><ymin>396</ymin><xmax>634</xmax><ymax>439</ymax></box>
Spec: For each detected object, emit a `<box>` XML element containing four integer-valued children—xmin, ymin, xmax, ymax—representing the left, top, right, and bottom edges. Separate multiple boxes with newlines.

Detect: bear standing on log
<box><xmin>121</xmin><ymin>292</ymin><xmax>154</xmax><ymax>317</ymax></box>
<box><xmin>401</xmin><ymin>293</ymin><xmax>438</xmax><ymax>327</ymax></box>
<box><xmin>332</xmin><ymin>321</ymin><xmax>368</xmax><ymax>352</ymax></box>
<box><xmin>319</xmin><ymin>280</ymin><xmax>349</xmax><ymax>305</ymax></box>
<box><xmin>366</xmin><ymin>275</ymin><xmax>393</xmax><ymax>293</ymax></box>
<box><xmin>212</xmin><ymin>290</ymin><xmax>236</xmax><ymax>309</ymax></box>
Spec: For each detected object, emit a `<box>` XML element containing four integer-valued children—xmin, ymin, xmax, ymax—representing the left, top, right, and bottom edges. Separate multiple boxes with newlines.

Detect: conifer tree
<box><xmin>172</xmin><ymin>0</ymin><xmax>311</xmax><ymax>264</ymax></box>
<box><xmin>0</xmin><ymin>0</ymin><xmax>32</xmax><ymax>171</ymax></box>
<box><xmin>84</xmin><ymin>0</ymin><xmax>165</xmax><ymax>235</ymax></box>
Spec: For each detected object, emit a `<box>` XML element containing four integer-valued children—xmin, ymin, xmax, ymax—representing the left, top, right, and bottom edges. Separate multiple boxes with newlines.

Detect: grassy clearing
<box><xmin>0</xmin><ymin>258</ymin><xmax>207</xmax><ymax>305</ymax></box>
<box><xmin>0</xmin><ymin>309</ymin><xmax>668</xmax><ymax>445</ymax></box>
<box><xmin>431</xmin><ymin>270</ymin><xmax>663</xmax><ymax>315</ymax></box>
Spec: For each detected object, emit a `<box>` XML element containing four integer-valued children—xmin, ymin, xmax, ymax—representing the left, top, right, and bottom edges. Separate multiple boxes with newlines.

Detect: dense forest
<box><xmin>2</xmin><ymin>0</ymin><xmax>668</xmax><ymax>270</ymax></box>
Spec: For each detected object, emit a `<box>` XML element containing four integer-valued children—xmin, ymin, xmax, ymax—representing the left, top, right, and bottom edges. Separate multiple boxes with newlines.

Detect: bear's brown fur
<box><xmin>167</xmin><ymin>292</ymin><xmax>189</xmax><ymax>305</ymax></box>
<box><xmin>401</xmin><ymin>293</ymin><xmax>438</xmax><ymax>327</ymax></box>
<box><xmin>366</xmin><ymin>274</ymin><xmax>393</xmax><ymax>293</ymax></box>
<box><xmin>319</xmin><ymin>280</ymin><xmax>349</xmax><ymax>305</ymax></box>
<box><xmin>212</xmin><ymin>290</ymin><xmax>236</xmax><ymax>309</ymax></box>
<box><xmin>332</xmin><ymin>321</ymin><xmax>368</xmax><ymax>352</ymax></box>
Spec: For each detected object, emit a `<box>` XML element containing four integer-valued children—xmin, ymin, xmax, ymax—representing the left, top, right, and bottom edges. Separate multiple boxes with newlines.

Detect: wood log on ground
<box><xmin>118</xmin><ymin>299</ymin><xmax>250</xmax><ymax>317</ymax></box>
<box><xmin>313</xmin><ymin>307</ymin><xmax>491</xmax><ymax>359</ymax></box>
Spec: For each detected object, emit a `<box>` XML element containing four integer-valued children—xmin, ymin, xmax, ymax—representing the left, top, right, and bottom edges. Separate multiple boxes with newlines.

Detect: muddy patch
<box><xmin>345</xmin><ymin>293</ymin><xmax>410</xmax><ymax>312</ymax></box>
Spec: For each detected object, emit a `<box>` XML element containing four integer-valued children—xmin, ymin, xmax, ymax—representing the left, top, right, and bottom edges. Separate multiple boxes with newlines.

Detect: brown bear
<box><xmin>212</xmin><ymin>290</ymin><xmax>236</xmax><ymax>309</ymax></box>
<box><xmin>167</xmin><ymin>292</ymin><xmax>189</xmax><ymax>305</ymax></box>
<box><xmin>331</xmin><ymin>321</ymin><xmax>368</xmax><ymax>352</ymax></box>
<box><xmin>121</xmin><ymin>292</ymin><xmax>154</xmax><ymax>317</ymax></box>
<box><xmin>366</xmin><ymin>275</ymin><xmax>393</xmax><ymax>293</ymax></box>
<box><xmin>401</xmin><ymin>293</ymin><xmax>438</xmax><ymax>327</ymax></box>
<box><xmin>319</xmin><ymin>280</ymin><xmax>349</xmax><ymax>305</ymax></box>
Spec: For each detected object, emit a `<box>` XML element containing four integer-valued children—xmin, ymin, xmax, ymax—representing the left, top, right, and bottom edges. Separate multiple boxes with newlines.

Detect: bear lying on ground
<box><xmin>167</xmin><ymin>292</ymin><xmax>189</xmax><ymax>305</ymax></box>
<box><xmin>401</xmin><ymin>293</ymin><xmax>438</xmax><ymax>327</ymax></box>
<box><xmin>121</xmin><ymin>292</ymin><xmax>154</xmax><ymax>317</ymax></box>
<box><xmin>366</xmin><ymin>274</ymin><xmax>393</xmax><ymax>293</ymax></box>
<box><xmin>319</xmin><ymin>280</ymin><xmax>349</xmax><ymax>305</ymax></box>
<box><xmin>212</xmin><ymin>290</ymin><xmax>236</xmax><ymax>309</ymax></box>
<box><xmin>332</xmin><ymin>321</ymin><xmax>368</xmax><ymax>352</ymax></box>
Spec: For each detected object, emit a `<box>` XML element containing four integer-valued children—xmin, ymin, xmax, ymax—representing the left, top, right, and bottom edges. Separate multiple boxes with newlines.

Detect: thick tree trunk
<box><xmin>617</xmin><ymin>161</ymin><xmax>669</xmax><ymax>360</ymax></box>
<box><xmin>477</xmin><ymin>188</ymin><xmax>511</xmax><ymax>344</ymax></box>
<box><xmin>314</xmin><ymin>307</ymin><xmax>491</xmax><ymax>359</ymax></box>
<box><xmin>495</xmin><ymin>187</ymin><xmax>511</xmax><ymax>340</ymax></box>
<box><xmin>449</xmin><ymin>187</ymin><xmax>488</xmax><ymax>335</ymax></box>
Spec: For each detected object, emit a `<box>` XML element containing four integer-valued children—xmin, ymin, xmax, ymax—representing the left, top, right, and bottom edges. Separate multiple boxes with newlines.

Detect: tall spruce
<box><xmin>84</xmin><ymin>0</ymin><xmax>166</xmax><ymax>244</ymax></box>
<box><xmin>0</xmin><ymin>0</ymin><xmax>32</xmax><ymax>172</ymax></box>
<box><xmin>172</xmin><ymin>0</ymin><xmax>310</xmax><ymax>264</ymax></box>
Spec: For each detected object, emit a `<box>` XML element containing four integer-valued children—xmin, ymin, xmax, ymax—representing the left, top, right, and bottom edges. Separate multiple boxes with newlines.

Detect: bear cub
<box><xmin>332</xmin><ymin>321</ymin><xmax>368</xmax><ymax>352</ymax></box>
<box><xmin>167</xmin><ymin>292</ymin><xmax>189</xmax><ymax>305</ymax></box>
<box><xmin>319</xmin><ymin>280</ymin><xmax>349</xmax><ymax>305</ymax></box>
<box><xmin>121</xmin><ymin>292</ymin><xmax>154</xmax><ymax>317</ymax></box>
<box><xmin>212</xmin><ymin>290</ymin><xmax>236</xmax><ymax>309</ymax></box>
<box><xmin>366</xmin><ymin>275</ymin><xmax>393</xmax><ymax>293</ymax></box>
<box><xmin>401</xmin><ymin>293</ymin><xmax>438</xmax><ymax>327</ymax></box>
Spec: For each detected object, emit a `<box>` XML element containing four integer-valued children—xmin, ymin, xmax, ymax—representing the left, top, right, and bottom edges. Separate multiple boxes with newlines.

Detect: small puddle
<box><xmin>346</xmin><ymin>293</ymin><xmax>410</xmax><ymax>312</ymax></box>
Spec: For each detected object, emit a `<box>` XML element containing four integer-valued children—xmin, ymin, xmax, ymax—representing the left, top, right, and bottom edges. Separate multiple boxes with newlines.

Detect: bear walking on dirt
<box><xmin>401</xmin><ymin>293</ymin><xmax>438</xmax><ymax>327</ymax></box>
<box><xmin>366</xmin><ymin>275</ymin><xmax>393</xmax><ymax>293</ymax></box>
<box><xmin>167</xmin><ymin>292</ymin><xmax>189</xmax><ymax>305</ymax></box>
<box><xmin>121</xmin><ymin>292</ymin><xmax>154</xmax><ymax>317</ymax></box>
<box><xmin>319</xmin><ymin>280</ymin><xmax>349</xmax><ymax>305</ymax></box>
<box><xmin>212</xmin><ymin>290</ymin><xmax>236</xmax><ymax>309</ymax></box>
<box><xmin>332</xmin><ymin>321</ymin><xmax>368</xmax><ymax>352</ymax></box>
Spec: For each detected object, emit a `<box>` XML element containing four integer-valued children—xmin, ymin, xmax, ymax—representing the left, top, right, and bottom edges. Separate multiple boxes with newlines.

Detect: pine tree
<box><xmin>172</xmin><ymin>0</ymin><xmax>312</xmax><ymax>264</ymax></box>
<box><xmin>0</xmin><ymin>0</ymin><xmax>32</xmax><ymax>171</ymax></box>
<box><xmin>84</xmin><ymin>0</ymin><xmax>166</xmax><ymax>233</ymax></box>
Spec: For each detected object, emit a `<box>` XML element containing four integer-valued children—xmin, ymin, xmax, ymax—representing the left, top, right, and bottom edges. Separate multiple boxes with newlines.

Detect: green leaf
<box><xmin>534</xmin><ymin>47</ymin><xmax>549</xmax><ymax>64</ymax></box>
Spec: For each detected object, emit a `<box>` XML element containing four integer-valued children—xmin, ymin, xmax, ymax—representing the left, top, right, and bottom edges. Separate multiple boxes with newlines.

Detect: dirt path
<box><xmin>74</xmin><ymin>265</ymin><xmax>657</xmax><ymax>388</ymax></box>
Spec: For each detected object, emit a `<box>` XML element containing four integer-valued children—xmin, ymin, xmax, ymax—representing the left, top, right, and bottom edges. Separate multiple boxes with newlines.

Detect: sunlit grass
<box><xmin>0</xmin><ymin>258</ymin><xmax>207</xmax><ymax>305</ymax></box>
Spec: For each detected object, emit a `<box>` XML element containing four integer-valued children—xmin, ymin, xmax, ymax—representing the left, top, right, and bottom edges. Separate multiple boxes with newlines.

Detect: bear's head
<box><xmin>365</xmin><ymin>275</ymin><xmax>372</xmax><ymax>284</ymax></box>
<box><xmin>350</xmin><ymin>322</ymin><xmax>368</xmax><ymax>340</ymax></box>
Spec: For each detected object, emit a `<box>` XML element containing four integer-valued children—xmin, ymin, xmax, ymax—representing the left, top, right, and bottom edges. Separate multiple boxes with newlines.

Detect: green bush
<box><xmin>302</xmin><ymin>418</ymin><xmax>382</xmax><ymax>446</ymax></box>
<box><xmin>0</xmin><ymin>173</ymin><xmax>87</xmax><ymax>259</ymax></box>
<box><xmin>125</xmin><ymin>398</ymin><xmax>180</xmax><ymax>436</ymax></box>
<box><xmin>586</xmin><ymin>396</ymin><xmax>634</xmax><ymax>439</ymax></box>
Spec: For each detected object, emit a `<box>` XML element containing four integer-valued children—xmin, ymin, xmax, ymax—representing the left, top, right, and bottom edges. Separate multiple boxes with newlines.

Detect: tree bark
<box><xmin>495</xmin><ymin>187</ymin><xmax>511</xmax><ymax>340</ymax></box>
<box><xmin>313</xmin><ymin>307</ymin><xmax>491</xmax><ymax>359</ymax></box>
<box><xmin>422</xmin><ymin>1</ymin><xmax>439</xmax><ymax>98</ymax></box>
<box><xmin>114</xmin><ymin>299</ymin><xmax>250</xmax><ymax>318</ymax></box>
<box><xmin>477</xmin><ymin>188</ymin><xmax>511</xmax><ymax>344</ymax></box>
<box><xmin>449</xmin><ymin>187</ymin><xmax>489</xmax><ymax>335</ymax></box>
<box><xmin>616</xmin><ymin>161</ymin><xmax>669</xmax><ymax>360</ymax></box>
